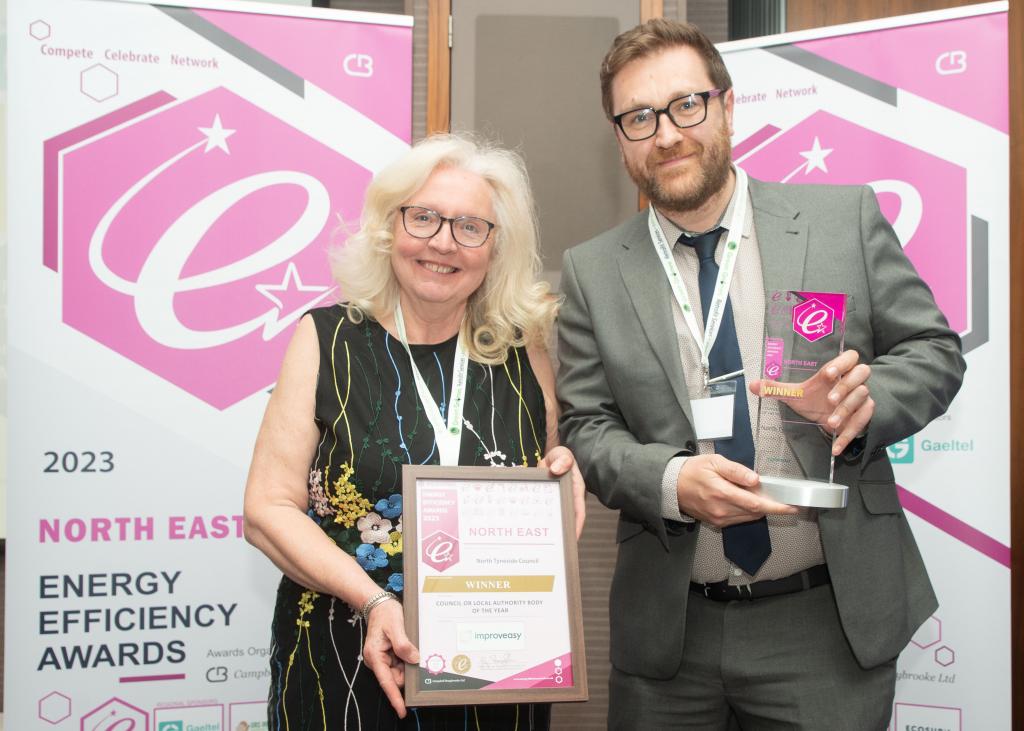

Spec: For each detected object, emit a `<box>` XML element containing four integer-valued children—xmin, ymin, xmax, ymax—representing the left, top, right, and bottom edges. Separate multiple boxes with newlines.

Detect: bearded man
<box><xmin>556</xmin><ymin>19</ymin><xmax>965</xmax><ymax>730</ymax></box>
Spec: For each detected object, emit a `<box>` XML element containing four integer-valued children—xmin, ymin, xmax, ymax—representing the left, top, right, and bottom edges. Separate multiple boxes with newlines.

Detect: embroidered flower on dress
<box><xmin>308</xmin><ymin>468</ymin><xmax>334</xmax><ymax>517</ymax></box>
<box><xmin>296</xmin><ymin>590</ymin><xmax>319</xmax><ymax>628</ymax></box>
<box><xmin>386</xmin><ymin>573</ymin><xmax>404</xmax><ymax>592</ymax></box>
<box><xmin>396</xmin><ymin>517</ymin><xmax>403</xmax><ymax>534</ymax></box>
<box><xmin>375</xmin><ymin>494</ymin><xmax>403</xmax><ymax>519</ymax></box>
<box><xmin>356</xmin><ymin>512</ymin><xmax>393</xmax><ymax>544</ymax></box>
<box><xmin>381</xmin><ymin>530</ymin><xmax>403</xmax><ymax>557</ymax></box>
<box><xmin>328</xmin><ymin>463</ymin><xmax>373</xmax><ymax>528</ymax></box>
<box><xmin>355</xmin><ymin>544</ymin><xmax>389</xmax><ymax>570</ymax></box>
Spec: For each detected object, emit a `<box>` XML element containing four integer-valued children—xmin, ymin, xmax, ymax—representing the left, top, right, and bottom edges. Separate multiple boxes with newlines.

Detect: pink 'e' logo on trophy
<box><xmin>792</xmin><ymin>298</ymin><xmax>835</xmax><ymax>342</ymax></box>
<box><xmin>764</xmin><ymin>337</ymin><xmax>785</xmax><ymax>378</ymax></box>
<box><xmin>44</xmin><ymin>87</ymin><xmax>371</xmax><ymax>409</ymax></box>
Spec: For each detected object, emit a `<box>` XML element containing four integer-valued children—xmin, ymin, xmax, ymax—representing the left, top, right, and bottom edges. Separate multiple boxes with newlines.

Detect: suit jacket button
<box><xmin>685</xmin><ymin>440</ymin><xmax>696</xmax><ymax>452</ymax></box>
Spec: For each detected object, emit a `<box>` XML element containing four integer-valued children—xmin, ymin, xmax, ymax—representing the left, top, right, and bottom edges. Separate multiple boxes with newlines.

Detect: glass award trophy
<box><xmin>755</xmin><ymin>291</ymin><xmax>849</xmax><ymax>509</ymax></box>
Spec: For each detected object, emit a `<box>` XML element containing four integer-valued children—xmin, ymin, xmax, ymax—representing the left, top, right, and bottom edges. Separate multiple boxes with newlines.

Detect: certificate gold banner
<box><xmin>422</xmin><ymin>575</ymin><xmax>555</xmax><ymax>593</ymax></box>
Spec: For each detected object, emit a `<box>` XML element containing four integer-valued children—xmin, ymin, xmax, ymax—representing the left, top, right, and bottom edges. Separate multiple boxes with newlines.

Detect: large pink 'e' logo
<box><xmin>45</xmin><ymin>87</ymin><xmax>370</xmax><ymax>408</ymax></box>
<box><xmin>738</xmin><ymin>110</ymin><xmax>968</xmax><ymax>337</ymax></box>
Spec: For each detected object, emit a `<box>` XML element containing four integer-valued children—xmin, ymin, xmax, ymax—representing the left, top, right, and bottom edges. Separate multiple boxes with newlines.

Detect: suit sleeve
<box><xmin>556</xmin><ymin>249</ymin><xmax>684</xmax><ymax>545</ymax></box>
<box><xmin>857</xmin><ymin>185</ymin><xmax>966</xmax><ymax>459</ymax></box>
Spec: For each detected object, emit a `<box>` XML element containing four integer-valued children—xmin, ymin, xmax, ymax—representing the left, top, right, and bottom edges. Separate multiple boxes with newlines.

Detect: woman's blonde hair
<box><xmin>331</xmin><ymin>133</ymin><xmax>558</xmax><ymax>364</ymax></box>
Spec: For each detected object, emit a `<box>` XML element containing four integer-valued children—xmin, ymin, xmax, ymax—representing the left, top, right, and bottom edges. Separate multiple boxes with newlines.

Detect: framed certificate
<box><xmin>402</xmin><ymin>465</ymin><xmax>588</xmax><ymax>706</ymax></box>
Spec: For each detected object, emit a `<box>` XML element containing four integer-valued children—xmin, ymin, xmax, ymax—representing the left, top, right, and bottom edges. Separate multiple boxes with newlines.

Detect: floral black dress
<box><xmin>268</xmin><ymin>306</ymin><xmax>552</xmax><ymax>730</ymax></box>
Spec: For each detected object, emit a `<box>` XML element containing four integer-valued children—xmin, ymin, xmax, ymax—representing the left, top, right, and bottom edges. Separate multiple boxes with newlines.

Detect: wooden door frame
<box><xmin>1009</xmin><ymin>1</ymin><xmax>1022</xmax><ymax>724</ymax></box>
<box><xmin>426</xmin><ymin>0</ymin><xmax>451</xmax><ymax>135</ymax></box>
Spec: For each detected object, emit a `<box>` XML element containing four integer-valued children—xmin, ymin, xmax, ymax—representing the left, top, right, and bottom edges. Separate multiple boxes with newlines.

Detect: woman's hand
<box><xmin>540</xmin><ymin>445</ymin><xmax>587</xmax><ymax>539</ymax></box>
<box><xmin>362</xmin><ymin>599</ymin><xmax>420</xmax><ymax>718</ymax></box>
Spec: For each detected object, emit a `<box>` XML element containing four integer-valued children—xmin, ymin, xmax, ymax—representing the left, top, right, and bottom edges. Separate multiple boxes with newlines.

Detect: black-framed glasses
<box><xmin>399</xmin><ymin>206</ymin><xmax>496</xmax><ymax>248</ymax></box>
<box><xmin>613</xmin><ymin>89</ymin><xmax>726</xmax><ymax>141</ymax></box>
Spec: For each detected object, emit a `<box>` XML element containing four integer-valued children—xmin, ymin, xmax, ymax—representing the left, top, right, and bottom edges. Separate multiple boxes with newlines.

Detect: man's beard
<box><xmin>626</xmin><ymin>122</ymin><xmax>733</xmax><ymax>215</ymax></box>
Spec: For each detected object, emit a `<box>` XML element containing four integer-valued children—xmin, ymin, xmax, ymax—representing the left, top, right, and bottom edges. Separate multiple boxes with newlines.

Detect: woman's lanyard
<box><xmin>646</xmin><ymin>168</ymin><xmax>749</xmax><ymax>390</ymax></box>
<box><xmin>394</xmin><ymin>303</ymin><xmax>470</xmax><ymax>466</ymax></box>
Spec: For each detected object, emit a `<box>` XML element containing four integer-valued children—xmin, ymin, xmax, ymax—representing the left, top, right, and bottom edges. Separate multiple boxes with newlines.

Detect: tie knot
<box><xmin>680</xmin><ymin>227</ymin><xmax>723</xmax><ymax>262</ymax></box>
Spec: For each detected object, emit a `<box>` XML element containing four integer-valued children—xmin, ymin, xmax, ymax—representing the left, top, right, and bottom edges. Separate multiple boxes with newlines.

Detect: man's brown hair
<box><xmin>600</xmin><ymin>18</ymin><xmax>733</xmax><ymax>119</ymax></box>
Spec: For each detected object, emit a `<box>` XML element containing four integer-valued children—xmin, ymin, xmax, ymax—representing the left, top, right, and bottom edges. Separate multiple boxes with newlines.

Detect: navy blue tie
<box><xmin>683</xmin><ymin>228</ymin><xmax>771</xmax><ymax>576</ymax></box>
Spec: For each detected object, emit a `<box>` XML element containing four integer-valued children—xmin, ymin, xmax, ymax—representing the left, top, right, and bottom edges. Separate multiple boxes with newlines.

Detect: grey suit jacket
<box><xmin>557</xmin><ymin>178</ymin><xmax>965</xmax><ymax>679</ymax></box>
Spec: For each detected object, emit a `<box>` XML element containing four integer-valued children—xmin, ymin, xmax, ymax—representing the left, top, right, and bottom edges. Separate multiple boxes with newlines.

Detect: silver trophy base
<box><xmin>758</xmin><ymin>477</ymin><xmax>849</xmax><ymax>508</ymax></box>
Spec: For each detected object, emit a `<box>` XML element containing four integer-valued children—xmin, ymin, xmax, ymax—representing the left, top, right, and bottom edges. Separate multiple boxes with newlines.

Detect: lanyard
<box><xmin>647</xmin><ymin>168</ymin><xmax>749</xmax><ymax>388</ymax></box>
<box><xmin>394</xmin><ymin>303</ymin><xmax>470</xmax><ymax>466</ymax></box>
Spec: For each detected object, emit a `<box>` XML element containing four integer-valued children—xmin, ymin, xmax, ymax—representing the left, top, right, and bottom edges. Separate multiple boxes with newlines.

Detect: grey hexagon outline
<box><xmin>29</xmin><ymin>20</ymin><xmax>52</xmax><ymax>41</ymax></box>
<box><xmin>910</xmin><ymin>615</ymin><xmax>942</xmax><ymax>650</ymax></box>
<box><xmin>38</xmin><ymin>690</ymin><xmax>72</xmax><ymax>725</ymax></box>
<box><xmin>934</xmin><ymin>645</ymin><xmax>956</xmax><ymax>667</ymax></box>
<box><xmin>80</xmin><ymin>63</ymin><xmax>120</xmax><ymax>103</ymax></box>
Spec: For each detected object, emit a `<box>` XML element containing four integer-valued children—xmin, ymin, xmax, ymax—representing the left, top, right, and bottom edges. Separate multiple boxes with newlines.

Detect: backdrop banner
<box><xmin>720</xmin><ymin>4</ymin><xmax>1009</xmax><ymax>728</ymax></box>
<box><xmin>5</xmin><ymin>0</ymin><xmax>410</xmax><ymax>727</ymax></box>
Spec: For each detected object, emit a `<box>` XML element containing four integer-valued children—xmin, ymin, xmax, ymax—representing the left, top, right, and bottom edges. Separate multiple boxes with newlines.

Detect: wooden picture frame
<box><xmin>402</xmin><ymin>464</ymin><xmax>588</xmax><ymax>706</ymax></box>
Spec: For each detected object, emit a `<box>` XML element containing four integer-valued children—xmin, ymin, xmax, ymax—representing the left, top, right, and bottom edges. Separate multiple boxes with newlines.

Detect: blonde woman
<box><xmin>244</xmin><ymin>134</ymin><xmax>584</xmax><ymax>730</ymax></box>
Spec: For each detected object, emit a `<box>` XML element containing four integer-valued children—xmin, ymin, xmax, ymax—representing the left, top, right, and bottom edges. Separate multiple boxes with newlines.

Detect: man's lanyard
<box><xmin>394</xmin><ymin>303</ymin><xmax>470</xmax><ymax>466</ymax></box>
<box><xmin>646</xmin><ymin>168</ymin><xmax>749</xmax><ymax>389</ymax></box>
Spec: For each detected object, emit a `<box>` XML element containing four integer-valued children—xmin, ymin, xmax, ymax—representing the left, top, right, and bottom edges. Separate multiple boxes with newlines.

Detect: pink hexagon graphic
<box><xmin>935</xmin><ymin>645</ymin><xmax>955</xmax><ymax>667</ymax></box>
<box><xmin>422</xmin><ymin>530</ymin><xmax>460</xmax><ymax>572</ymax></box>
<box><xmin>30</xmin><ymin>20</ymin><xmax>52</xmax><ymax>41</ymax></box>
<box><xmin>738</xmin><ymin>110</ymin><xmax>968</xmax><ymax>335</ymax></box>
<box><xmin>911</xmin><ymin>615</ymin><xmax>942</xmax><ymax>649</ymax></box>
<box><xmin>80</xmin><ymin>697</ymin><xmax>149</xmax><ymax>731</ymax></box>
<box><xmin>81</xmin><ymin>64</ymin><xmax>119</xmax><ymax>102</ymax></box>
<box><xmin>44</xmin><ymin>86</ymin><xmax>368</xmax><ymax>408</ymax></box>
<box><xmin>791</xmin><ymin>297</ymin><xmax>835</xmax><ymax>342</ymax></box>
<box><xmin>38</xmin><ymin>691</ymin><xmax>72</xmax><ymax>724</ymax></box>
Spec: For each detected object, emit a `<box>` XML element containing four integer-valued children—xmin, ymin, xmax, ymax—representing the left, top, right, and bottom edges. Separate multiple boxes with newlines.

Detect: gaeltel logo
<box><xmin>888</xmin><ymin>436</ymin><xmax>915</xmax><ymax>464</ymax></box>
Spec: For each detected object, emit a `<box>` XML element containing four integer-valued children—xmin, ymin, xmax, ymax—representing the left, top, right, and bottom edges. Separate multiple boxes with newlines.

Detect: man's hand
<box><xmin>677</xmin><ymin>454</ymin><xmax>797</xmax><ymax>527</ymax></box>
<box><xmin>750</xmin><ymin>349</ymin><xmax>873</xmax><ymax>456</ymax></box>
<box><xmin>363</xmin><ymin>600</ymin><xmax>419</xmax><ymax>718</ymax></box>
<box><xmin>540</xmin><ymin>446</ymin><xmax>586</xmax><ymax>539</ymax></box>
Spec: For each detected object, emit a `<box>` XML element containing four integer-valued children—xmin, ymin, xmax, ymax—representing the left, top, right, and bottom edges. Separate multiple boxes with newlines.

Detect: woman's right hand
<box><xmin>363</xmin><ymin>599</ymin><xmax>420</xmax><ymax>718</ymax></box>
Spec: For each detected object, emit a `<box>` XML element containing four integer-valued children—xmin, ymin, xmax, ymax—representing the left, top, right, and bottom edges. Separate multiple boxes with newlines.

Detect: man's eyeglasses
<box><xmin>399</xmin><ymin>206</ymin><xmax>496</xmax><ymax>248</ymax></box>
<box><xmin>613</xmin><ymin>89</ymin><xmax>726</xmax><ymax>141</ymax></box>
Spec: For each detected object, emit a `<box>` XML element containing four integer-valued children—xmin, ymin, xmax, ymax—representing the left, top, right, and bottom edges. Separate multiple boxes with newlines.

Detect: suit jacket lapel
<box><xmin>613</xmin><ymin>180</ymin><xmax>808</xmax><ymax>436</ymax></box>
<box><xmin>749</xmin><ymin>177</ymin><xmax>808</xmax><ymax>294</ymax></box>
<box><xmin>617</xmin><ymin>214</ymin><xmax>695</xmax><ymax>428</ymax></box>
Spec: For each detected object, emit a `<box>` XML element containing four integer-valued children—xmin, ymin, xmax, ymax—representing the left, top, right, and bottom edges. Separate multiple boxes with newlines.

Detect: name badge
<box><xmin>690</xmin><ymin>381</ymin><xmax>736</xmax><ymax>440</ymax></box>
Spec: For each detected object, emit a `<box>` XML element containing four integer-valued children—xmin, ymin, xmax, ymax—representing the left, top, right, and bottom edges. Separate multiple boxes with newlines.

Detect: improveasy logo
<box><xmin>45</xmin><ymin>86</ymin><xmax>370</xmax><ymax>409</ymax></box>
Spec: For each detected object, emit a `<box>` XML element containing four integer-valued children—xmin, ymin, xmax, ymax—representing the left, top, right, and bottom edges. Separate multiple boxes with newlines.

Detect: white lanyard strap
<box><xmin>394</xmin><ymin>304</ymin><xmax>470</xmax><ymax>466</ymax></box>
<box><xmin>647</xmin><ymin>168</ymin><xmax>749</xmax><ymax>385</ymax></box>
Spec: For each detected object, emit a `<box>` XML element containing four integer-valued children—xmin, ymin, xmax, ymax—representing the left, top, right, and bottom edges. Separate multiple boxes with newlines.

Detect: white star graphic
<box><xmin>198</xmin><ymin>114</ymin><xmax>236</xmax><ymax>154</ymax></box>
<box><xmin>255</xmin><ymin>262</ymin><xmax>335</xmax><ymax>339</ymax></box>
<box><xmin>799</xmin><ymin>136</ymin><xmax>833</xmax><ymax>174</ymax></box>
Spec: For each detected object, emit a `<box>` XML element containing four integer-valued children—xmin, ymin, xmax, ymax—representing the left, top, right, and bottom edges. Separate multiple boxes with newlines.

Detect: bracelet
<box><xmin>359</xmin><ymin>590</ymin><xmax>398</xmax><ymax>622</ymax></box>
